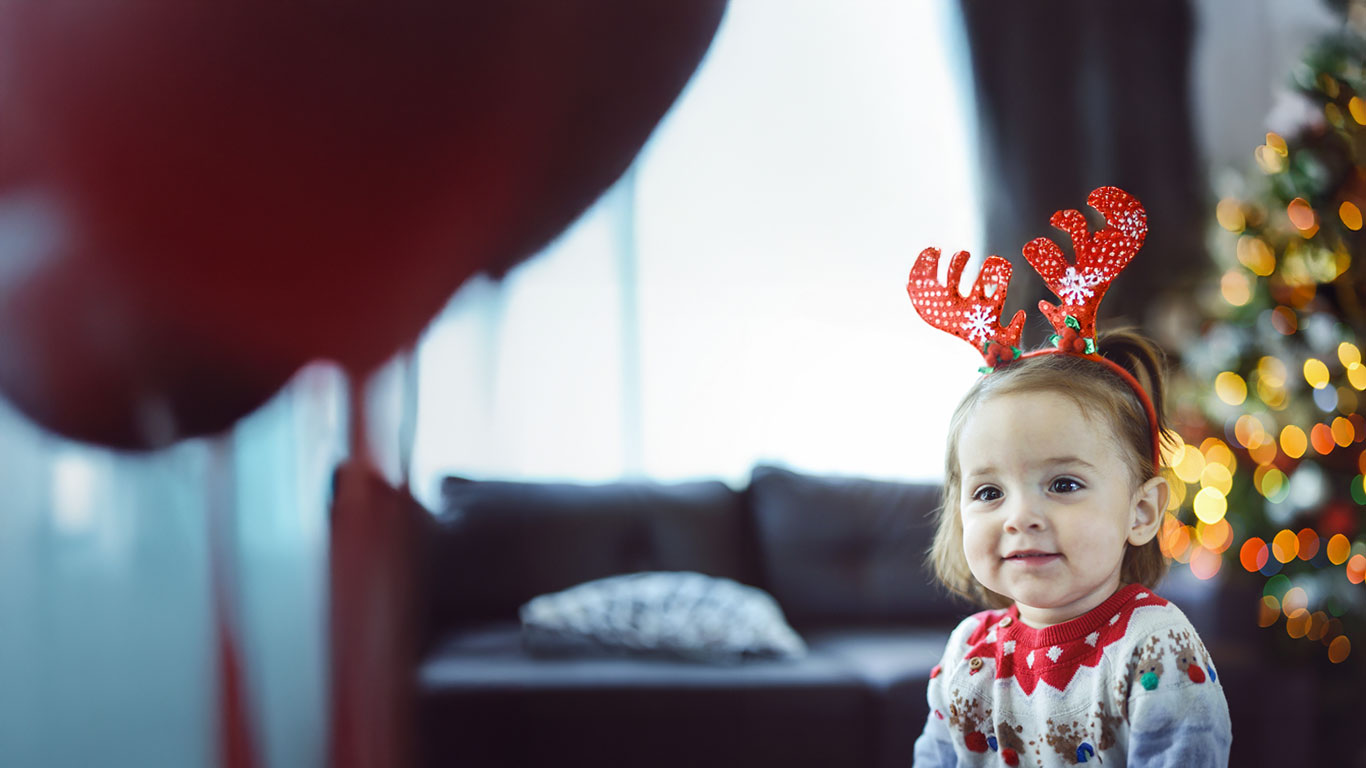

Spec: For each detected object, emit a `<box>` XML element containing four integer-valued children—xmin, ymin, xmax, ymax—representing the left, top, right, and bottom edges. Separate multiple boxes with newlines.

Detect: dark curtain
<box><xmin>958</xmin><ymin>0</ymin><xmax>1204</xmax><ymax>341</ymax></box>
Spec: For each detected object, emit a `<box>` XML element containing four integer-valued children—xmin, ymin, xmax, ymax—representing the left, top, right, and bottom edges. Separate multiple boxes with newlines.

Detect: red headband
<box><xmin>906</xmin><ymin>186</ymin><xmax>1161</xmax><ymax>468</ymax></box>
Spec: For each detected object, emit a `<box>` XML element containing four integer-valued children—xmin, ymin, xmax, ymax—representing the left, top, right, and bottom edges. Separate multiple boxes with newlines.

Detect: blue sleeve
<box><xmin>1126</xmin><ymin>663</ymin><xmax>1231</xmax><ymax>767</ymax></box>
<box><xmin>913</xmin><ymin>621</ymin><xmax>972</xmax><ymax>768</ymax></box>
<box><xmin>912</xmin><ymin>709</ymin><xmax>959</xmax><ymax>767</ymax></box>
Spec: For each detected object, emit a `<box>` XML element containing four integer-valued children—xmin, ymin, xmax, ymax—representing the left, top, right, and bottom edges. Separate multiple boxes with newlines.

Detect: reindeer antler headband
<box><xmin>906</xmin><ymin>186</ymin><xmax>1160</xmax><ymax>467</ymax></box>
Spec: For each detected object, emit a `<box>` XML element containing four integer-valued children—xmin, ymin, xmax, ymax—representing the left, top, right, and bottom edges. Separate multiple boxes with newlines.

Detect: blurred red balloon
<box><xmin>0</xmin><ymin>1</ymin><xmax>726</xmax><ymax>448</ymax></box>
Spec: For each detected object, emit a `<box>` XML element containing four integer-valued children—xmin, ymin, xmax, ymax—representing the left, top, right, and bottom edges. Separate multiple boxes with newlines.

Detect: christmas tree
<box><xmin>1172</xmin><ymin>1</ymin><xmax>1366</xmax><ymax>667</ymax></box>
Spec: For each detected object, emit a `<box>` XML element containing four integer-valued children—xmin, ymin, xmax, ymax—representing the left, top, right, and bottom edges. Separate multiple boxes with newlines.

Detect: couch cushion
<box><xmin>748</xmin><ymin>465</ymin><xmax>967</xmax><ymax>626</ymax></box>
<box><xmin>418</xmin><ymin>623</ymin><xmax>950</xmax><ymax>768</ymax></box>
<box><xmin>430</xmin><ymin>477</ymin><xmax>754</xmax><ymax>626</ymax></box>
<box><xmin>519</xmin><ymin>571</ymin><xmax>806</xmax><ymax>662</ymax></box>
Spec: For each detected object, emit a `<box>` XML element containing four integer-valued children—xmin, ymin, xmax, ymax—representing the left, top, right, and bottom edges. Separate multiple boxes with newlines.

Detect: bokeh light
<box><xmin>1241</xmin><ymin>537</ymin><xmax>1270</xmax><ymax>572</ymax></box>
<box><xmin>1286</xmin><ymin>608</ymin><xmax>1310</xmax><ymax>638</ymax></box>
<box><xmin>1258</xmin><ymin>595</ymin><xmax>1280</xmax><ymax>627</ymax></box>
<box><xmin>1327</xmin><ymin>533</ymin><xmax>1351</xmax><ymax>565</ymax></box>
<box><xmin>1259</xmin><ymin>356</ymin><xmax>1288</xmax><ymax>387</ymax></box>
<box><xmin>1237</xmin><ymin>236</ymin><xmax>1276</xmax><ymax>276</ymax></box>
<box><xmin>1296</xmin><ymin>528</ymin><xmax>1320</xmax><ymax>560</ymax></box>
<box><xmin>1350</xmin><ymin>95</ymin><xmax>1366</xmax><ymax>124</ymax></box>
<box><xmin>1199</xmin><ymin>462</ymin><xmax>1234</xmax><ymax>495</ymax></box>
<box><xmin>1248</xmin><ymin>439</ymin><xmax>1278</xmax><ymax>465</ymax></box>
<box><xmin>1347</xmin><ymin>554</ymin><xmax>1366</xmax><ymax>584</ymax></box>
<box><xmin>1307</xmin><ymin>611</ymin><xmax>1329</xmax><ymax>642</ymax></box>
<box><xmin>1340</xmin><ymin>342</ymin><xmax>1362</xmax><ymax>367</ymax></box>
<box><xmin>1329</xmin><ymin>635</ymin><xmax>1351</xmax><ymax>664</ymax></box>
<box><xmin>1342</xmin><ymin>201</ymin><xmax>1364</xmax><ymax>231</ymax></box>
<box><xmin>1201</xmin><ymin>438</ymin><xmax>1237</xmax><ymax>471</ymax></box>
<box><xmin>1272</xmin><ymin>529</ymin><xmax>1300</xmax><ymax>563</ymax></box>
<box><xmin>1288</xmin><ymin>197</ymin><xmax>1318</xmax><ymax>233</ymax></box>
<box><xmin>1281</xmin><ymin>586</ymin><xmax>1308</xmax><ymax>616</ymax></box>
<box><xmin>1193</xmin><ymin>487</ymin><xmax>1227</xmax><ymax>524</ymax></box>
<box><xmin>1280</xmin><ymin>425</ymin><xmax>1308</xmax><ymax>459</ymax></box>
<box><xmin>1351</xmin><ymin>362</ymin><xmax>1366</xmax><ymax>390</ymax></box>
<box><xmin>1220</xmin><ymin>271</ymin><xmax>1251</xmax><ymax>306</ymax></box>
<box><xmin>1173</xmin><ymin>444</ymin><xmax>1206</xmax><ymax>483</ymax></box>
<box><xmin>1271</xmin><ymin>306</ymin><xmax>1298</xmax><ymax>335</ymax></box>
<box><xmin>1255</xmin><ymin>466</ymin><xmax>1289</xmax><ymax>501</ymax></box>
<box><xmin>1197</xmin><ymin>518</ymin><xmax>1233</xmax><ymax>553</ymax></box>
<box><xmin>1311</xmin><ymin>423</ymin><xmax>1336</xmax><ymax>454</ymax></box>
<box><xmin>1189</xmin><ymin>546</ymin><xmax>1221</xmax><ymax>580</ymax></box>
<box><xmin>1304</xmin><ymin>358</ymin><xmax>1331</xmax><ymax>389</ymax></box>
<box><xmin>1332</xmin><ymin>416</ymin><xmax>1355</xmax><ymax>447</ymax></box>
<box><xmin>1214</xmin><ymin>371</ymin><xmax>1248</xmax><ymax>405</ymax></box>
<box><xmin>1216</xmin><ymin>198</ymin><xmax>1246</xmax><ymax>232</ymax></box>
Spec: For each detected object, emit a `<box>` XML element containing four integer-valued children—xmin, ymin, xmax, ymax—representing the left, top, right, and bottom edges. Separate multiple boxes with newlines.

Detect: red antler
<box><xmin>907</xmin><ymin>247</ymin><xmax>1026</xmax><ymax>369</ymax></box>
<box><xmin>1023</xmin><ymin>186</ymin><xmax>1147</xmax><ymax>352</ymax></box>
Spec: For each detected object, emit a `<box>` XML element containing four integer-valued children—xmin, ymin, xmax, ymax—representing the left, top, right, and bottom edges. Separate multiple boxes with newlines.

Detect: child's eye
<box><xmin>971</xmin><ymin>486</ymin><xmax>1003</xmax><ymax>502</ymax></box>
<box><xmin>1050</xmin><ymin>477</ymin><xmax>1083</xmax><ymax>493</ymax></box>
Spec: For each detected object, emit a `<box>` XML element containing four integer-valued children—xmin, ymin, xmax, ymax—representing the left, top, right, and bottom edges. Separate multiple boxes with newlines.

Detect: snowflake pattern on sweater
<box><xmin>913</xmin><ymin>584</ymin><xmax>1231</xmax><ymax>767</ymax></box>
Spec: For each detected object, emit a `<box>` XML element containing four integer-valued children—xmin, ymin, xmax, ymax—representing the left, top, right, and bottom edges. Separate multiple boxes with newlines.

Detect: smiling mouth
<box><xmin>1004</xmin><ymin>551</ymin><xmax>1060</xmax><ymax>561</ymax></box>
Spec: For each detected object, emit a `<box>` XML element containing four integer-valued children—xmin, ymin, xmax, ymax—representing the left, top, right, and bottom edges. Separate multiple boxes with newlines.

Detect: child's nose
<box><xmin>1002</xmin><ymin>496</ymin><xmax>1048</xmax><ymax>533</ymax></box>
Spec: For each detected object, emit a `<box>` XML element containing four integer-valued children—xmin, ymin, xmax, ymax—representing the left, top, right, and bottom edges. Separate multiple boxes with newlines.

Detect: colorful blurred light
<box><xmin>1308</xmin><ymin>611</ymin><xmax>1329</xmax><ymax>642</ymax></box>
<box><xmin>1189</xmin><ymin>546</ymin><xmax>1221</xmax><ymax>580</ymax></box>
<box><xmin>1197</xmin><ymin>519</ymin><xmax>1233</xmax><ymax>553</ymax></box>
<box><xmin>1328</xmin><ymin>635</ymin><xmax>1351</xmax><ymax>663</ymax></box>
<box><xmin>1193</xmin><ymin>487</ymin><xmax>1227</xmax><ymax>525</ymax></box>
<box><xmin>1248</xmin><ymin>440</ymin><xmax>1278</xmax><ymax>465</ymax></box>
<box><xmin>1341</xmin><ymin>201</ymin><xmax>1364</xmax><ymax>231</ymax></box>
<box><xmin>1272</xmin><ymin>529</ymin><xmax>1300</xmax><ymax>563</ymax></box>
<box><xmin>1327</xmin><ymin>533</ymin><xmax>1351</xmax><ymax>565</ymax></box>
<box><xmin>1350</xmin><ymin>96</ymin><xmax>1366</xmax><ymax>125</ymax></box>
<box><xmin>1241</xmin><ymin>537</ymin><xmax>1270</xmax><ymax>572</ymax></box>
<box><xmin>1281</xmin><ymin>586</ymin><xmax>1308</xmax><ymax>616</ymax></box>
<box><xmin>1173</xmin><ymin>444</ymin><xmax>1206</xmax><ymax>483</ymax></box>
<box><xmin>1255</xmin><ymin>466</ymin><xmax>1288</xmax><ymax>500</ymax></box>
<box><xmin>1280</xmin><ymin>425</ymin><xmax>1308</xmax><ymax>459</ymax></box>
<box><xmin>1214</xmin><ymin>371</ymin><xmax>1247</xmax><ymax>405</ymax></box>
<box><xmin>1259</xmin><ymin>356</ymin><xmax>1288</xmax><ymax>386</ymax></box>
<box><xmin>1216</xmin><ymin>199</ymin><xmax>1246</xmax><ymax>232</ymax></box>
<box><xmin>1237</xmin><ymin>236</ymin><xmax>1276</xmax><ymax>276</ymax></box>
<box><xmin>1199</xmin><ymin>463</ymin><xmax>1234</xmax><ymax>495</ymax></box>
<box><xmin>1350</xmin><ymin>363</ymin><xmax>1366</xmax><ymax>390</ymax></box>
<box><xmin>1220</xmin><ymin>271</ymin><xmax>1251</xmax><ymax>306</ymax></box>
<box><xmin>1271</xmin><ymin>306</ymin><xmax>1298</xmax><ymax>335</ymax></box>
<box><xmin>1340</xmin><ymin>342</ymin><xmax>1362</xmax><ymax>367</ymax></box>
<box><xmin>1304</xmin><ymin>358</ymin><xmax>1331</xmax><ymax>389</ymax></box>
<box><xmin>1287</xmin><ymin>608</ymin><xmax>1310</xmax><ymax>638</ymax></box>
<box><xmin>1201</xmin><ymin>438</ymin><xmax>1237</xmax><ymax>471</ymax></box>
<box><xmin>1347</xmin><ymin>554</ymin><xmax>1366</xmax><ymax>584</ymax></box>
<box><xmin>1258</xmin><ymin>595</ymin><xmax>1280</xmax><ymax>627</ymax></box>
<box><xmin>1311</xmin><ymin>423</ymin><xmax>1336</xmax><ymax>454</ymax></box>
<box><xmin>1332</xmin><ymin>416</ymin><xmax>1355</xmax><ymax>447</ymax></box>
<box><xmin>1296</xmin><ymin>528</ymin><xmax>1320</xmax><ymax>560</ymax></box>
<box><xmin>1288</xmin><ymin>198</ymin><xmax>1317</xmax><ymax>232</ymax></box>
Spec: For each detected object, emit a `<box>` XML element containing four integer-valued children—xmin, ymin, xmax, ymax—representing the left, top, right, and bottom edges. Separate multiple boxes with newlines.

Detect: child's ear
<box><xmin>1128</xmin><ymin>475</ymin><xmax>1168</xmax><ymax>546</ymax></box>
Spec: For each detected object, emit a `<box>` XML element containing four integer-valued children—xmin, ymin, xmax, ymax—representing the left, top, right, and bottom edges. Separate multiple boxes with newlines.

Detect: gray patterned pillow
<box><xmin>519</xmin><ymin>571</ymin><xmax>807</xmax><ymax>662</ymax></box>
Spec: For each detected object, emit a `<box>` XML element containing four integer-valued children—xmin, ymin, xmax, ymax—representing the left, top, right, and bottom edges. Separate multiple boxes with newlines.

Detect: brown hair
<box><xmin>930</xmin><ymin>329</ymin><xmax>1173</xmax><ymax>608</ymax></box>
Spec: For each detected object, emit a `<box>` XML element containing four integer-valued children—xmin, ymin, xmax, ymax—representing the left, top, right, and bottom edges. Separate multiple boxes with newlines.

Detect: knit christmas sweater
<box><xmin>912</xmin><ymin>583</ymin><xmax>1231</xmax><ymax>767</ymax></box>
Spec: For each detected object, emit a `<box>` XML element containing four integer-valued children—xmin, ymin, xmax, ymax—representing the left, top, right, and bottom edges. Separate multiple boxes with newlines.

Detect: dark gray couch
<box><xmin>415</xmin><ymin>464</ymin><xmax>969</xmax><ymax>768</ymax></box>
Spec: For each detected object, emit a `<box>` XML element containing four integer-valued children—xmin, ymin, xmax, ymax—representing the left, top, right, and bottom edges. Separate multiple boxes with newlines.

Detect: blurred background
<box><xmin>2</xmin><ymin>0</ymin><xmax>1363</xmax><ymax>766</ymax></box>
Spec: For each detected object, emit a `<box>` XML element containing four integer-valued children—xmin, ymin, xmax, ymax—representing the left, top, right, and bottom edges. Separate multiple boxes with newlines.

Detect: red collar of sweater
<box><xmin>962</xmin><ymin>583</ymin><xmax>1169</xmax><ymax>694</ymax></box>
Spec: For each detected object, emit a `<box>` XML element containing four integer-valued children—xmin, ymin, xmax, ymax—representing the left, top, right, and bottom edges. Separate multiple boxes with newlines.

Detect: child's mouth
<box><xmin>1003</xmin><ymin>551</ymin><xmax>1061</xmax><ymax>564</ymax></box>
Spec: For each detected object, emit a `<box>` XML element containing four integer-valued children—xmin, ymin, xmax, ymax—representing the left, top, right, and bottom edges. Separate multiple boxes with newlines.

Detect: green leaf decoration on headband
<box><xmin>1064</xmin><ymin>315</ymin><xmax>1081</xmax><ymax>331</ymax></box>
<box><xmin>1084</xmin><ymin>338</ymin><xmax>1097</xmax><ymax>355</ymax></box>
<box><xmin>1049</xmin><ymin>333</ymin><xmax>1061</xmax><ymax>348</ymax></box>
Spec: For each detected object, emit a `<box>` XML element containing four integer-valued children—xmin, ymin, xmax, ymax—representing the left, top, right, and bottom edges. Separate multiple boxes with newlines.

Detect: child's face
<box><xmin>956</xmin><ymin>391</ymin><xmax>1161</xmax><ymax>628</ymax></box>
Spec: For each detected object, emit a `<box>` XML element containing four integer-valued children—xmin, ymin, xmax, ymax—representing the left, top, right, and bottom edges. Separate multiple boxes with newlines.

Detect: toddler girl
<box><xmin>907</xmin><ymin>187</ymin><xmax>1231</xmax><ymax>766</ymax></box>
